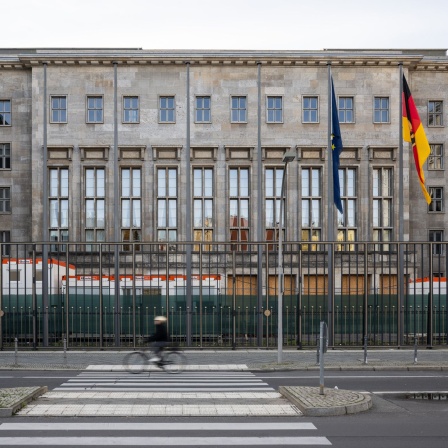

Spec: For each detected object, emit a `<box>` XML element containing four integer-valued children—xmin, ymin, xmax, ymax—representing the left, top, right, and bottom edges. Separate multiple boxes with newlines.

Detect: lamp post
<box><xmin>278</xmin><ymin>149</ymin><xmax>296</xmax><ymax>364</ymax></box>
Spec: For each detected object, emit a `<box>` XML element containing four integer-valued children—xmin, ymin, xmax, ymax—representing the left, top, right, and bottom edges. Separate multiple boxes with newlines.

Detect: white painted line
<box><xmin>63</xmin><ymin>381</ymin><xmax>267</xmax><ymax>386</ymax></box>
<box><xmin>0</xmin><ymin>422</ymin><xmax>317</xmax><ymax>430</ymax></box>
<box><xmin>53</xmin><ymin>387</ymin><xmax>275</xmax><ymax>392</ymax></box>
<box><xmin>0</xmin><ymin>437</ymin><xmax>330</xmax><ymax>445</ymax></box>
<box><xmin>67</xmin><ymin>379</ymin><xmax>264</xmax><ymax>383</ymax></box>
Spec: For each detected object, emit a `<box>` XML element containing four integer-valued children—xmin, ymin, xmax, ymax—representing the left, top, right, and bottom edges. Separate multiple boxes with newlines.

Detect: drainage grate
<box><xmin>406</xmin><ymin>393</ymin><xmax>448</xmax><ymax>400</ymax></box>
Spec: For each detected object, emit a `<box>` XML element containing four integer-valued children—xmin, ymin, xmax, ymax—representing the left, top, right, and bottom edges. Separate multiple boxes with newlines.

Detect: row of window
<box><xmin>1</xmin><ymin>165</ymin><xmax>444</xmax><ymax>252</ymax></box>
<box><xmin>0</xmin><ymin>97</ymin><xmax>444</xmax><ymax>126</ymax></box>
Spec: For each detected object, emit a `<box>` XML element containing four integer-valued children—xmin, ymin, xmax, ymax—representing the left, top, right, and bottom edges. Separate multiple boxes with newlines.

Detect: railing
<box><xmin>0</xmin><ymin>241</ymin><xmax>447</xmax><ymax>349</ymax></box>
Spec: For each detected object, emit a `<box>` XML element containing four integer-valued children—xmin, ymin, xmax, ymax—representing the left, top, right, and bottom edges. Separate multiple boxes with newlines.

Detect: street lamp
<box><xmin>278</xmin><ymin>149</ymin><xmax>296</xmax><ymax>364</ymax></box>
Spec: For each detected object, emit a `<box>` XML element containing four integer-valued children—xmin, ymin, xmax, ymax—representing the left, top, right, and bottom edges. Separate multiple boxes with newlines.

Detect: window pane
<box><xmin>122</xmin><ymin>199</ymin><xmax>130</xmax><ymax>227</ymax></box>
<box><xmin>168</xmin><ymin>199</ymin><xmax>177</xmax><ymax>226</ymax></box>
<box><xmin>133</xmin><ymin>200</ymin><xmax>141</xmax><ymax>226</ymax></box>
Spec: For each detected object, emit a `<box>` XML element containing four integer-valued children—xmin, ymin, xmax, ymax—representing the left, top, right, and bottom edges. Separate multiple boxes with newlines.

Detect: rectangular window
<box><xmin>50</xmin><ymin>96</ymin><xmax>67</xmax><ymax>123</ymax></box>
<box><xmin>85</xmin><ymin>168</ymin><xmax>105</xmax><ymax>250</ymax></box>
<box><xmin>429</xmin><ymin>187</ymin><xmax>443</xmax><ymax>213</ymax></box>
<box><xmin>0</xmin><ymin>188</ymin><xmax>11</xmax><ymax>213</ymax></box>
<box><xmin>193</xmin><ymin>167</ymin><xmax>214</xmax><ymax>251</ymax></box>
<box><xmin>0</xmin><ymin>231</ymin><xmax>10</xmax><ymax>256</ymax></box>
<box><xmin>231</xmin><ymin>96</ymin><xmax>247</xmax><ymax>123</ymax></box>
<box><xmin>372</xmin><ymin>168</ymin><xmax>393</xmax><ymax>249</ymax></box>
<box><xmin>229</xmin><ymin>167</ymin><xmax>249</xmax><ymax>250</ymax></box>
<box><xmin>428</xmin><ymin>101</ymin><xmax>443</xmax><ymax>126</ymax></box>
<box><xmin>49</xmin><ymin>168</ymin><xmax>69</xmax><ymax>252</ymax></box>
<box><xmin>157</xmin><ymin>167</ymin><xmax>177</xmax><ymax>248</ymax></box>
<box><xmin>0</xmin><ymin>100</ymin><xmax>11</xmax><ymax>126</ymax></box>
<box><xmin>121</xmin><ymin>167</ymin><xmax>141</xmax><ymax>251</ymax></box>
<box><xmin>301</xmin><ymin>168</ymin><xmax>321</xmax><ymax>251</ymax></box>
<box><xmin>303</xmin><ymin>96</ymin><xmax>318</xmax><ymax>123</ymax></box>
<box><xmin>429</xmin><ymin>230</ymin><xmax>444</xmax><ymax>255</ymax></box>
<box><xmin>159</xmin><ymin>96</ymin><xmax>175</xmax><ymax>123</ymax></box>
<box><xmin>265</xmin><ymin>167</ymin><xmax>284</xmax><ymax>245</ymax></box>
<box><xmin>195</xmin><ymin>96</ymin><xmax>211</xmax><ymax>123</ymax></box>
<box><xmin>267</xmin><ymin>96</ymin><xmax>283</xmax><ymax>123</ymax></box>
<box><xmin>337</xmin><ymin>168</ymin><xmax>357</xmax><ymax>251</ymax></box>
<box><xmin>123</xmin><ymin>96</ymin><xmax>139</xmax><ymax>123</ymax></box>
<box><xmin>0</xmin><ymin>143</ymin><xmax>11</xmax><ymax>169</ymax></box>
<box><xmin>339</xmin><ymin>97</ymin><xmax>354</xmax><ymax>123</ymax></box>
<box><xmin>374</xmin><ymin>97</ymin><xmax>389</xmax><ymax>123</ymax></box>
<box><xmin>428</xmin><ymin>144</ymin><xmax>443</xmax><ymax>170</ymax></box>
<box><xmin>87</xmin><ymin>96</ymin><xmax>103</xmax><ymax>123</ymax></box>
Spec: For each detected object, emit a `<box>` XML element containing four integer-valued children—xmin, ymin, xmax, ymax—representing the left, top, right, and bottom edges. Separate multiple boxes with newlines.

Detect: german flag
<box><xmin>402</xmin><ymin>75</ymin><xmax>431</xmax><ymax>204</ymax></box>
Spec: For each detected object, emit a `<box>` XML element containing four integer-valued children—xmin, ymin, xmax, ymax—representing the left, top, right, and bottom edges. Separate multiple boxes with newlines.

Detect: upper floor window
<box><xmin>0</xmin><ymin>100</ymin><xmax>11</xmax><ymax>126</ymax></box>
<box><xmin>429</xmin><ymin>230</ymin><xmax>444</xmax><ymax>255</ymax></box>
<box><xmin>338</xmin><ymin>97</ymin><xmax>354</xmax><ymax>123</ymax></box>
<box><xmin>157</xmin><ymin>167</ymin><xmax>177</xmax><ymax>247</ymax></box>
<box><xmin>337</xmin><ymin>168</ymin><xmax>357</xmax><ymax>251</ymax></box>
<box><xmin>428</xmin><ymin>101</ymin><xmax>443</xmax><ymax>126</ymax></box>
<box><xmin>229</xmin><ymin>167</ymin><xmax>249</xmax><ymax>250</ymax></box>
<box><xmin>428</xmin><ymin>144</ymin><xmax>444</xmax><ymax>170</ymax></box>
<box><xmin>231</xmin><ymin>96</ymin><xmax>247</xmax><ymax>123</ymax></box>
<box><xmin>50</xmin><ymin>96</ymin><xmax>67</xmax><ymax>123</ymax></box>
<box><xmin>265</xmin><ymin>167</ymin><xmax>285</xmax><ymax>247</ymax></box>
<box><xmin>429</xmin><ymin>187</ymin><xmax>443</xmax><ymax>213</ymax></box>
<box><xmin>301</xmin><ymin>167</ymin><xmax>321</xmax><ymax>251</ymax></box>
<box><xmin>123</xmin><ymin>96</ymin><xmax>139</xmax><ymax>123</ymax></box>
<box><xmin>195</xmin><ymin>96</ymin><xmax>211</xmax><ymax>123</ymax></box>
<box><xmin>85</xmin><ymin>168</ymin><xmax>105</xmax><ymax>249</ymax></box>
<box><xmin>267</xmin><ymin>96</ymin><xmax>283</xmax><ymax>123</ymax></box>
<box><xmin>87</xmin><ymin>96</ymin><xmax>103</xmax><ymax>123</ymax></box>
<box><xmin>49</xmin><ymin>168</ymin><xmax>69</xmax><ymax>251</ymax></box>
<box><xmin>0</xmin><ymin>143</ymin><xmax>11</xmax><ymax>169</ymax></box>
<box><xmin>374</xmin><ymin>97</ymin><xmax>389</xmax><ymax>123</ymax></box>
<box><xmin>159</xmin><ymin>96</ymin><xmax>175</xmax><ymax>123</ymax></box>
<box><xmin>0</xmin><ymin>187</ymin><xmax>11</xmax><ymax>213</ymax></box>
<box><xmin>121</xmin><ymin>167</ymin><xmax>141</xmax><ymax>250</ymax></box>
<box><xmin>372</xmin><ymin>167</ymin><xmax>393</xmax><ymax>249</ymax></box>
<box><xmin>303</xmin><ymin>96</ymin><xmax>318</xmax><ymax>123</ymax></box>
<box><xmin>193</xmin><ymin>167</ymin><xmax>214</xmax><ymax>250</ymax></box>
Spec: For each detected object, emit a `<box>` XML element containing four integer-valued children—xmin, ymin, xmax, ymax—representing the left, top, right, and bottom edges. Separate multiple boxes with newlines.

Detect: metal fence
<box><xmin>0</xmin><ymin>241</ymin><xmax>446</xmax><ymax>349</ymax></box>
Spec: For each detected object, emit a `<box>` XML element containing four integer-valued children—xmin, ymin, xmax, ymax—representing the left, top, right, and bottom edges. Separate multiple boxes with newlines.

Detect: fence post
<box><xmin>414</xmin><ymin>336</ymin><xmax>418</xmax><ymax>364</ymax></box>
<box><xmin>63</xmin><ymin>337</ymin><xmax>67</xmax><ymax>361</ymax></box>
<box><xmin>363</xmin><ymin>335</ymin><xmax>368</xmax><ymax>364</ymax></box>
<box><xmin>14</xmin><ymin>337</ymin><xmax>18</xmax><ymax>366</ymax></box>
<box><xmin>316</xmin><ymin>336</ymin><xmax>320</xmax><ymax>365</ymax></box>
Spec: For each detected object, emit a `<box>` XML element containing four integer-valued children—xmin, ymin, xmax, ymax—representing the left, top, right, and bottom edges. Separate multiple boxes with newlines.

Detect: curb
<box><xmin>279</xmin><ymin>386</ymin><xmax>372</xmax><ymax>417</ymax></box>
<box><xmin>0</xmin><ymin>386</ymin><xmax>48</xmax><ymax>417</ymax></box>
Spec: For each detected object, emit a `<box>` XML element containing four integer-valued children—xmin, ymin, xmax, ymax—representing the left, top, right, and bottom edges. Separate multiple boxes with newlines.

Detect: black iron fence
<box><xmin>0</xmin><ymin>241</ymin><xmax>446</xmax><ymax>349</ymax></box>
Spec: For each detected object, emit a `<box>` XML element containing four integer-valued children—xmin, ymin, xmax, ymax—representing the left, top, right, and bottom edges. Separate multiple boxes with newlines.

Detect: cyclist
<box><xmin>146</xmin><ymin>316</ymin><xmax>170</xmax><ymax>364</ymax></box>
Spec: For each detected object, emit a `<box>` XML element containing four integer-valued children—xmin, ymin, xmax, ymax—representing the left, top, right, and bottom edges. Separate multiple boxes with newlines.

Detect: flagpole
<box><xmin>327</xmin><ymin>63</ymin><xmax>334</xmax><ymax>346</ymax></box>
<box><xmin>398</xmin><ymin>63</ymin><xmax>404</xmax><ymax>346</ymax></box>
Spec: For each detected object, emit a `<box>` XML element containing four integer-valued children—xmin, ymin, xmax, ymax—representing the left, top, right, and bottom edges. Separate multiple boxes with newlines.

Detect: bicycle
<box><xmin>123</xmin><ymin>344</ymin><xmax>186</xmax><ymax>374</ymax></box>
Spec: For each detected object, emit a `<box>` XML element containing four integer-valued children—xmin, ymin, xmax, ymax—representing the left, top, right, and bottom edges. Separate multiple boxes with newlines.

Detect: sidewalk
<box><xmin>1</xmin><ymin>348</ymin><xmax>446</xmax><ymax>417</ymax></box>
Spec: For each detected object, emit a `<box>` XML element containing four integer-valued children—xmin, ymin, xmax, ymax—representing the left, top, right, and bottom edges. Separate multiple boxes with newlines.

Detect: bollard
<box><xmin>363</xmin><ymin>335</ymin><xmax>368</xmax><ymax>364</ymax></box>
<box><xmin>14</xmin><ymin>337</ymin><xmax>18</xmax><ymax>366</ymax></box>
<box><xmin>414</xmin><ymin>336</ymin><xmax>418</xmax><ymax>364</ymax></box>
<box><xmin>63</xmin><ymin>338</ymin><xmax>67</xmax><ymax>360</ymax></box>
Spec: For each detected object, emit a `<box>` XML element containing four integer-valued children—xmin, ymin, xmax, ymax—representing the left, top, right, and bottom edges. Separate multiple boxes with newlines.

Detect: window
<box><xmin>374</xmin><ymin>97</ymin><xmax>389</xmax><ymax>123</ymax></box>
<box><xmin>0</xmin><ymin>100</ymin><xmax>11</xmax><ymax>126</ymax></box>
<box><xmin>265</xmin><ymin>167</ymin><xmax>284</xmax><ymax>244</ymax></box>
<box><xmin>428</xmin><ymin>101</ymin><xmax>443</xmax><ymax>126</ymax></box>
<box><xmin>86</xmin><ymin>96</ymin><xmax>103</xmax><ymax>123</ymax></box>
<box><xmin>337</xmin><ymin>168</ymin><xmax>357</xmax><ymax>250</ymax></box>
<box><xmin>301</xmin><ymin>168</ymin><xmax>321</xmax><ymax>251</ymax></box>
<box><xmin>0</xmin><ymin>231</ymin><xmax>10</xmax><ymax>256</ymax></box>
<box><xmin>50</xmin><ymin>96</ymin><xmax>67</xmax><ymax>123</ymax></box>
<box><xmin>121</xmin><ymin>168</ymin><xmax>141</xmax><ymax>250</ymax></box>
<box><xmin>0</xmin><ymin>188</ymin><xmax>10</xmax><ymax>213</ymax></box>
<box><xmin>159</xmin><ymin>96</ymin><xmax>175</xmax><ymax>123</ymax></box>
<box><xmin>267</xmin><ymin>96</ymin><xmax>282</xmax><ymax>123</ymax></box>
<box><xmin>195</xmin><ymin>96</ymin><xmax>211</xmax><ymax>123</ymax></box>
<box><xmin>339</xmin><ymin>97</ymin><xmax>354</xmax><ymax>123</ymax></box>
<box><xmin>0</xmin><ymin>143</ymin><xmax>11</xmax><ymax>169</ymax></box>
<box><xmin>373</xmin><ymin>168</ymin><xmax>393</xmax><ymax>249</ymax></box>
<box><xmin>429</xmin><ymin>230</ymin><xmax>444</xmax><ymax>255</ymax></box>
<box><xmin>157</xmin><ymin>167</ymin><xmax>177</xmax><ymax>247</ymax></box>
<box><xmin>49</xmin><ymin>168</ymin><xmax>69</xmax><ymax>251</ymax></box>
<box><xmin>303</xmin><ymin>96</ymin><xmax>318</xmax><ymax>123</ymax></box>
<box><xmin>229</xmin><ymin>167</ymin><xmax>249</xmax><ymax>250</ymax></box>
<box><xmin>231</xmin><ymin>96</ymin><xmax>247</xmax><ymax>123</ymax></box>
<box><xmin>429</xmin><ymin>187</ymin><xmax>443</xmax><ymax>212</ymax></box>
<box><xmin>428</xmin><ymin>144</ymin><xmax>443</xmax><ymax>170</ymax></box>
<box><xmin>85</xmin><ymin>168</ymin><xmax>105</xmax><ymax>250</ymax></box>
<box><xmin>123</xmin><ymin>96</ymin><xmax>139</xmax><ymax>123</ymax></box>
<box><xmin>193</xmin><ymin>167</ymin><xmax>213</xmax><ymax>250</ymax></box>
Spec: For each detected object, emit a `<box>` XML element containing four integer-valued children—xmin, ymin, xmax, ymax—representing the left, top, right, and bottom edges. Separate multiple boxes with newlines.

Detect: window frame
<box><xmin>84</xmin><ymin>167</ymin><xmax>106</xmax><ymax>249</ymax></box>
<box><xmin>229</xmin><ymin>166</ymin><xmax>250</xmax><ymax>250</ymax></box>
<box><xmin>195</xmin><ymin>96</ymin><xmax>211</xmax><ymax>123</ymax></box>
<box><xmin>0</xmin><ymin>99</ymin><xmax>11</xmax><ymax>127</ymax></box>
<box><xmin>193</xmin><ymin>166</ymin><xmax>214</xmax><ymax>251</ymax></box>
<box><xmin>302</xmin><ymin>96</ymin><xmax>319</xmax><ymax>123</ymax></box>
<box><xmin>429</xmin><ymin>187</ymin><xmax>444</xmax><ymax>213</ymax></box>
<box><xmin>122</xmin><ymin>96</ymin><xmax>140</xmax><ymax>124</ymax></box>
<box><xmin>429</xmin><ymin>230</ymin><xmax>444</xmax><ymax>255</ymax></box>
<box><xmin>266</xmin><ymin>96</ymin><xmax>283</xmax><ymax>124</ymax></box>
<box><xmin>373</xmin><ymin>96</ymin><xmax>390</xmax><ymax>124</ymax></box>
<box><xmin>338</xmin><ymin>96</ymin><xmax>355</xmax><ymax>123</ymax></box>
<box><xmin>0</xmin><ymin>143</ymin><xmax>11</xmax><ymax>170</ymax></box>
<box><xmin>157</xmin><ymin>167</ymin><xmax>178</xmax><ymax>246</ymax></box>
<box><xmin>301</xmin><ymin>167</ymin><xmax>322</xmax><ymax>251</ymax></box>
<box><xmin>264</xmin><ymin>166</ymin><xmax>285</xmax><ymax>244</ymax></box>
<box><xmin>86</xmin><ymin>95</ymin><xmax>104</xmax><ymax>124</ymax></box>
<box><xmin>50</xmin><ymin>95</ymin><xmax>68</xmax><ymax>124</ymax></box>
<box><xmin>372</xmin><ymin>167</ymin><xmax>393</xmax><ymax>249</ymax></box>
<box><xmin>230</xmin><ymin>95</ymin><xmax>247</xmax><ymax>123</ymax></box>
<box><xmin>0</xmin><ymin>187</ymin><xmax>11</xmax><ymax>214</ymax></box>
<box><xmin>428</xmin><ymin>144</ymin><xmax>444</xmax><ymax>171</ymax></box>
<box><xmin>0</xmin><ymin>231</ymin><xmax>10</xmax><ymax>256</ymax></box>
<box><xmin>337</xmin><ymin>167</ymin><xmax>357</xmax><ymax>251</ymax></box>
<box><xmin>428</xmin><ymin>100</ymin><xmax>443</xmax><ymax>127</ymax></box>
<box><xmin>159</xmin><ymin>96</ymin><xmax>176</xmax><ymax>123</ymax></box>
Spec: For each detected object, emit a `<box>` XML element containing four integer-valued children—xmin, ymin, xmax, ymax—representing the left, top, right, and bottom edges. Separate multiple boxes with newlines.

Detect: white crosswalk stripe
<box><xmin>0</xmin><ymin>422</ymin><xmax>332</xmax><ymax>446</ymax></box>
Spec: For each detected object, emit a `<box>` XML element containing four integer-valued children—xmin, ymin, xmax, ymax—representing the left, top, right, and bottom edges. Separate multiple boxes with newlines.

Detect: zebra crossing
<box><xmin>0</xmin><ymin>422</ymin><xmax>332</xmax><ymax>446</ymax></box>
<box><xmin>17</xmin><ymin>365</ymin><xmax>302</xmax><ymax>416</ymax></box>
